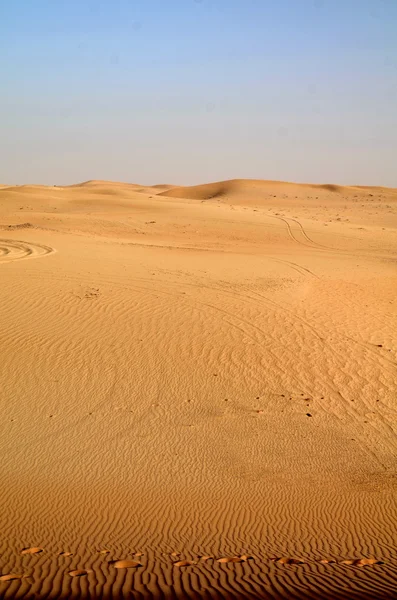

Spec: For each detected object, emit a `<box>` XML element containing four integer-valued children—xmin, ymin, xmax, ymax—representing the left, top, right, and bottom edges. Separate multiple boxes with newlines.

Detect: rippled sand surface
<box><xmin>0</xmin><ymin>179</ymin><xmax>396</xmax><ymax>599</ymax></box>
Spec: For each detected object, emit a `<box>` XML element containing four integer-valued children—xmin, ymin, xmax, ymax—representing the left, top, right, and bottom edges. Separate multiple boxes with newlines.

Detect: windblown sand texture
<box><xmin>0</xmin><ymin>178</ymin><xmax>397</xmax><ymax>599</ymax></box>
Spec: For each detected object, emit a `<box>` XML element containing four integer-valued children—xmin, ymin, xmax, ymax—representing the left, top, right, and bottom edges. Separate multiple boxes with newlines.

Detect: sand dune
<box><xmin>0</xmin><ymin>178</ymin><xmax>396</xmax><ymax>599</ymax></box>
<box><xmin>159</xmin><ymin>178</ymin><xmax>397</xmax><ymax>203</ymax></box>
<box><xmin>157</xmin><ymin>178</ymin><xmax>352</xmax><ymax>200</ymax></box>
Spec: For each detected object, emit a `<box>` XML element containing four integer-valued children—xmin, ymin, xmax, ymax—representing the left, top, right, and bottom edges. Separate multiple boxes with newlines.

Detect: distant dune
<box><xmin>2</xmin><ymin>178</ymin><xmax>395</xmax><ymax>199</ymax></box>
<box><xmin>67</xmin><ymin>179</ymin><xmax>141</xmax><ymax>188</ymax></box>
<box><xmin>158</xmin><ymin>178</ymin><xmax>397</xmax><ymax>202</ymax></box>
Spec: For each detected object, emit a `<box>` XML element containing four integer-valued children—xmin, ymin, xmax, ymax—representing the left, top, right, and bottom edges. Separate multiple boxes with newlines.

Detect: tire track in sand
<box><xmin>0</xmin><ymin>239</ymin><xmax>55</xmax><ymax>264</ymax></box>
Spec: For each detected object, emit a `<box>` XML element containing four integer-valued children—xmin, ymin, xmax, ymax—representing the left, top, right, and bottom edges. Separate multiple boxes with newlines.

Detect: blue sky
<box><xmin>1</xmin><ymin>0</ymin><xmax>396</xmax><ymax>185</ymax></box>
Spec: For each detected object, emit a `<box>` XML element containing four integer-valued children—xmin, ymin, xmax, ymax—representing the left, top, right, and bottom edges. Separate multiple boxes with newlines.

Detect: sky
<box><xmin>1</xmin><ymin>0</ymin><xmax>397</xmax><ymax>186</ymax></box>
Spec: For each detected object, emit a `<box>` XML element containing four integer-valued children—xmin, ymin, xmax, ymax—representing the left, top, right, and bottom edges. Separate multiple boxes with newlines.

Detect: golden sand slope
<box><xmin>0</xmin><ymin>179</ymin><xmax>397</xmax><ymax>599</ymax></box>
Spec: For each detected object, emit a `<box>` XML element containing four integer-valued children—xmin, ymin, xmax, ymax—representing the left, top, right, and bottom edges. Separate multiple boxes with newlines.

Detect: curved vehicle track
<box><xmin>0</xmin><ymin>239</ymin><xmax>55</xmax><ymax>264</ymax></box>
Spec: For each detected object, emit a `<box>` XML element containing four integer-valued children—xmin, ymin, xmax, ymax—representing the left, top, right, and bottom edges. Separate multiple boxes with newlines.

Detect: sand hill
<box><xmin>0</xmin><ymin>179</ymin><xmax>396</xmax><ymax>599</ymax></box>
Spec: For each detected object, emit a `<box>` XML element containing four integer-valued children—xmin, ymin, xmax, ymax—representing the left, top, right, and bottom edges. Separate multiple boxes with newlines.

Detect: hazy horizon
<box><xmin>2</xmin><ymin>0</ymin><xmax>397</xmax><ymax>187</ymax></box>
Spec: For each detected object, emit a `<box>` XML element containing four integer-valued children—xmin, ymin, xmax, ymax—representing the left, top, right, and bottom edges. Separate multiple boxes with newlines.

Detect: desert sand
<box><xmin>0</xmin><ymin>178</ymin><xmax>396</xmax><ymax>599</ymax></box>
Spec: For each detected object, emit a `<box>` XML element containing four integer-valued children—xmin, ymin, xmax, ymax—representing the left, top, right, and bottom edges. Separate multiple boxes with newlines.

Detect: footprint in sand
<box><xmin>109</xmin><ymin>560</ymin><xmax>142</xmax><ymax>569</ymax></box>
<box><xmin>68</xmin><ymin>569</ymin><xmax>93</xmax><ymax>577</ymax></box>
<box><xmin>98</xmin><ymin>549</ymin><xmax>110</xmax><ymax>555</ymax></box>
<box><xmin>342</xmin><ymin>558</ymin><xmax>383</xmax><ymax>567</ymax></box>
<box><xmin>198</xmin><ymin>555</ymin><xmax>213</xmax><ymax>562</ymax></box>
<box><xmin>271</xmin><ymin>557</ymin><xmax>305</xmax><ymax>565</ymax></box>
<box><xmin>319</xmin><ymin>559</ymin><xmax>336</xmax><ymax>564</ymax></box>
<box><xmin>0</xmin><ymin>574</ymin><xmax>24</xmax><ymax>582</ymax></box>
<box><xmin>173</xmin><ymin>560</ymin><xmax>197</xmax><ymax>567</ymax></box>
<box><xmin>217</xmin><ymin>556</ymin><xmax>250</xmax><ymax>564</ymax></box>
<box><xmin>59</xmin><ymin>552</ymin><xmax>73</xmax><ymax>557</ymax></box>
<box><xmin>21</xmin><ymin>547</ymin><xmax>44</xmax><ymax>555</ymax></box>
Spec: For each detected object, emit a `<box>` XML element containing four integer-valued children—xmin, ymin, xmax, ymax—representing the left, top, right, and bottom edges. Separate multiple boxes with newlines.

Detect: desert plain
<box><xmin>0</xmin><ymin>178</ymin><xmax>396</xmax><ymax>599</ymax></box>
